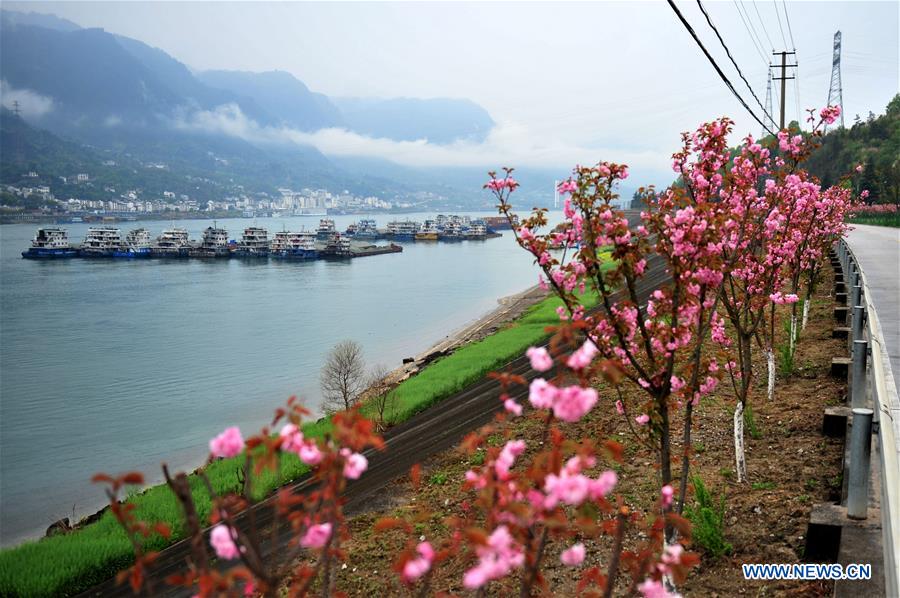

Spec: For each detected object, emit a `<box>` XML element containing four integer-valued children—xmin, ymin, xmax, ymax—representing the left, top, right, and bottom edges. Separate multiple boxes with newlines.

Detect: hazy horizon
<box><xmin>2</xmin><ymin>1</ymin><xmax>897</xmax><ymax>187</ymax></box>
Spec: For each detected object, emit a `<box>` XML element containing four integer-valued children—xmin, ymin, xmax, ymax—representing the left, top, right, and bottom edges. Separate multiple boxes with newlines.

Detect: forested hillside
<box><xmin>805</xmin><ymin>94</ymin><xmax>900</xmax><ymax>205</ymax></box>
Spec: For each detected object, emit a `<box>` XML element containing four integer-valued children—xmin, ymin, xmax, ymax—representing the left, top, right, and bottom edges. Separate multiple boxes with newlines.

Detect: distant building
<box><xmin>76</xmin><ymin>174</ymin><xmax>89</xmax><ymax>182</ymax></box>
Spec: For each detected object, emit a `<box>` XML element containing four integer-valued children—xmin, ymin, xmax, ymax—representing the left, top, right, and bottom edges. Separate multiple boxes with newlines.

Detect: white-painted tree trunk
<box><xmin>734</xmin><ymin>402</ymin><xmax>747</xmax><ymax>483</ymax></box>
<box><xmin>789</xmin><ymin>314</ymin><xmax>797</xmax><ymax>355</ymax></box>
<box><xmin>766</xmin><ymin>348</ymin><xmax>775</xmax><ymax>402</ymax></box>
<box><xmin>802</xmin><ymin>300</ymin><xmax>810</xmax><ymax>330</ymax></box>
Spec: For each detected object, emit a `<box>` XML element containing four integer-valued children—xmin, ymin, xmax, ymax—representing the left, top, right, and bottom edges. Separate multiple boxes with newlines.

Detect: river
<box><xmin>0</xmin><ymin>211</ymin><xmax>544</xmax><ymax>547</ymax></box>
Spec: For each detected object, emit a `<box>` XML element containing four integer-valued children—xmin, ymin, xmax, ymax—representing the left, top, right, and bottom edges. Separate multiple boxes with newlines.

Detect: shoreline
<box><xmin>361</xmin><ymin>283</ymin><xmax>549</xmax><ymax>397</ymax></box>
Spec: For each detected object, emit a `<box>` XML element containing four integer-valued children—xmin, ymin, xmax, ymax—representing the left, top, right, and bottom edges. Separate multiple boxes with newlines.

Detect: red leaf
<box><xmin>91</xmin><ymin>473</ymin><xmax>114</xmax><ymax>484</ymax></box>
<box><xmin>122</xmin><ymin>472</ymin><xmax>144</xmax><ymax>485</ymax></box>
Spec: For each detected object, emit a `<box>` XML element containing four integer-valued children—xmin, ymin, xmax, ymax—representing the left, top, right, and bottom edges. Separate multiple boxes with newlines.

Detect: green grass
<box><xmin>847</xmin><ymin>213</ymin><xmax>900</xmax><ymax>228</ymax></box>
<box><xmin>0</xmin><ymin>259</ymin><xmax>611</xmax><ymax>597</ymax></box>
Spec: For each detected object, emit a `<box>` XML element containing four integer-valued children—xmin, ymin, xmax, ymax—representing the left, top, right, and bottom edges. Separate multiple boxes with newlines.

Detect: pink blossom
<box><xmin>402</xmin><ymin>541</ymin><xmax>434</xmax><ymax>582</ymax></box>
<box><xmin>855</xmin><ymin>164</ymin><xmax>864</xmax><ymax>173</ymax></box>
<box><xmin>566</xmin><ymin>340</ymin><xmax>598</xmax><ymax>370</ymax></box>
<box><xmin>557</xmin><ymin>180</ymin><xmax>577</xmax><ymax>195</ymax></box>
<box><xmin>495</xmin><ymin>440</ymin><xmax>526</xmax><ymax>479</ymax></box>
<box><xmin>340</xmin><ymin>448</ymin><xmax>368</xmax><ymax>479</ymax></box>
<box><xmin>209</xmin><ymin>426</ymin><xmax>244</xmax><ymax>458</ymax></box>
<box><xmin>525</xmin><ymin>346</ymin><xmax>553</xmax><ymax>372</ymax></box>
<box><xmin>638</xmin><ymin>578</ymin><xmax>678</xmax><ymax>598</ymax></box>
<box><xmin>299</xmin><ymin>442</ymin><xmax>322</xmax><ymax>465</ymax></box>
<box><xmin>544</xmin><ymin>470</ymin><xmax>591</xmax><ymax>507</ymax></box>
<box><xmin>615</xmin><ymin>400</ymin><xmax>625</xmax><ymax>415</ymax></box>
<box><xmin>635</xmin><ymin>414</ymin><xmax>650</xmax><ymax>425</ymax></box>
<box><xmin>462</xmin><ymin>526</ymin><xmax>525</xmax><ymax>589</ymax></box>
<box><xmin>528</xmin><ymin>378</ymin><xmax>557</xmax><ymax>409</ymax></box>
<box><xmin>560</xmin><ymin>542</ymin><xmax>586</xmax><ymax>566</ymax></box>
<box><xmin>300</xmin><ymin>522</ymin><xmax>332</xmax><ymax>549</ymax></box>
<box><xmin>503</xmin><ymin>398</ymin><xmax>523</xmax><ymax>416</ymax></box>
<box><xmin>661</xmin><ymin>484</ymin><xmax>674</xmax><ymax>508</ymax></box>
<box><xmin>279</xmin><ymin>423</ymin><xmax>304</xmax><ymax>453</ymax></box>
<box><xmin>552</xmin><ymin>385</ymin><xmax>598</xmax><ymax>422</ymax></box>
<box><xmin>210</xmin><ymin>524</ymin><xmax>241</xmax><ymax>560</ymax></box>
<box><xmin>588</xmin><ymin>470</ymin><xmax>618</xmax><ymax>499</ymax></box>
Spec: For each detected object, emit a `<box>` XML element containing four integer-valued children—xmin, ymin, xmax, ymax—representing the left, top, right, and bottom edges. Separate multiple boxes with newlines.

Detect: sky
<box><xmin>4</xmin><ymin>0</ymin><xmax>898</xmax><ymax>186</ymax></box>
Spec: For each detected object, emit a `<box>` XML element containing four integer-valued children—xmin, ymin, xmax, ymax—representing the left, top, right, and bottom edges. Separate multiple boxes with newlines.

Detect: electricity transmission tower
<box><xmin>825</xmin><ymin>30</ymin><xmax>845</xmax><ymax>131</ymax></box>
<box><xmin>772</xmin><ymin>50</ymin><xmax>797</xmax><ymax>130</ymax></box>
<box><xmin>762</xmin><ymin>71</ymin><xmax>776</xmax><ymax>138</ymax></box>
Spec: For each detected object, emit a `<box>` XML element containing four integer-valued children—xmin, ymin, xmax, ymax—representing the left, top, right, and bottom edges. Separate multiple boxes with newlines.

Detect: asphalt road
<box><xmin>79</xmin><ymin>216</ymin><xmax>670</xmax><ymax>597</ymax></box>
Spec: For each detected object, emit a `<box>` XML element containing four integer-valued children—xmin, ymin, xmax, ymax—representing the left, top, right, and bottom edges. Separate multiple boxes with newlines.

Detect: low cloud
<box><xmin>172</xmin><ymin>103</ymin><xmax>670</xmax><ymax>183</ymax></box>
<box><xmin>0</xmin><ymin>80</ymin><xmax>54</xmax><ymax>117</ymax></box>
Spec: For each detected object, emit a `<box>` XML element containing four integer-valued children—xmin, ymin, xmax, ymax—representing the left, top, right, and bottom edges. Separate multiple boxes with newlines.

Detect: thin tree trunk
<box><xmin>766</xmin><ymin>347</ymin><xmax>775</xmax><ymax>402</ymax></box>
<box><xmin>802</xmin><ymin>300</ymin><xmax>810</xmax><ymax>330</ymax></box>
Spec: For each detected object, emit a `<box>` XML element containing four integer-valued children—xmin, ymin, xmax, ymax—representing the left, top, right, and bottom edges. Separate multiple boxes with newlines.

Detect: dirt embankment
<box><xmin>320</xmin><ymin>268</ymin><xmax>846</xmax><ymax>597</ymax></box>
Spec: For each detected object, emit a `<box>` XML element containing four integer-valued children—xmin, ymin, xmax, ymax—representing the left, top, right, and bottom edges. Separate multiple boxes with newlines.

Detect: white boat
<box><xmin>152</xmin><ymin>228</ymin><xmax>190</xmax><ymax>258</ymax></box>
<box><xmin>80</xmin><ymin>227</ymin><xmax>122</xmax><ymax>257</ymax></box>
<box><xmin>234</xmin><ymin>227</ymin><xmax>269</xmax><ymax>257</ymax></box>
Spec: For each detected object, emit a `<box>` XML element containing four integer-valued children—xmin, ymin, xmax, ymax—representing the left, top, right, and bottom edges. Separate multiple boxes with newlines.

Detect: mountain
<box><xmin>805</xmin><ymin>94</ymin><xmax>900</xmax><ymax>205</ymax></box>
<box><xmin>0</xmin><ymin>9</ymin><xmax>502</xmax><ymax>206</ymax></box>
<box><xmin>197</xmin><ymin>70</ymin><xmax>343</xmax><ymax>131</ymax></box>
<box><xmin>334</xmin><ymin>97</ymin><xmax>494</xmax><ymax>144</ymax></box>
<box><xmin>0</xmin><ymin>9</ymin><xmax>80</xmax><ymax>32</ymax></box>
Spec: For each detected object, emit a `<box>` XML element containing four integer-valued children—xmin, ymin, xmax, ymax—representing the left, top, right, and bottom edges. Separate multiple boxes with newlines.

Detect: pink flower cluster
<box><xmin>543</xmin><ymin>456</ymin><xmax>617</xmax><ymax>509</ymax></box>
<box><xmin>402</xmin><ymin>541</ymin><xmax>435</xmax><ymax>582</ymax></box>
<box><xmin>527</xmin><ymin>378</ymin><xmax>598</xmax><ymax>422</ymax></box>
<box><xmin>525</xmin><ymin>346</ymin><xmax>553</xmax><ymax>372</ymax></box>
<box><xmin>279</xmin><ymin>423</ymin><xmax>323</xmax><ymax>465</ymax></box>
<box><xmin>209</xmin><ymin>426</ymin><xmax>244</xmax><ymax>459</ymax></box>
<box><xmin>210</xmin><ymin>524</ymin><xmax>242</xmax><ymax>560</ymax></box>
<box><xmin>485</xmin><ymin>177</ymin><xmax>519</xmax><ymax>192</ymax></box>
<box><xmin>462</xmin><ymin>526</ymin><xmax>525</xmax><ymax>589</ymax></box>
<box><xmin>340</xmin><ymin>447</ymin><xmax>368</xmax><ymax>479</ymax></box>
<box><xmin>300</xmin><ymin>522</ymin><xmax>332</xmax><ymax>549</ymax></box>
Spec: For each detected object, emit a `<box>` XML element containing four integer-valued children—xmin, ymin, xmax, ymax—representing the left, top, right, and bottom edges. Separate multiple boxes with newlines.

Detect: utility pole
<box><xmin>772</xmin><ymin>51</ymin><xmax>797</xmax><ymax>130</ymax></box>
<box><xmin>12</xmin><ymin>100</ymin><xmax>20</xmax><ymax>116</ymax></box>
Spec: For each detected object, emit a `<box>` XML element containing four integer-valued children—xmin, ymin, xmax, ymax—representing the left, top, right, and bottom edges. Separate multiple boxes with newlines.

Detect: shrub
<box><xmin>684</xmin><ymin>476</ymin><xmax>732</xmax><ymax>560</ymax></box>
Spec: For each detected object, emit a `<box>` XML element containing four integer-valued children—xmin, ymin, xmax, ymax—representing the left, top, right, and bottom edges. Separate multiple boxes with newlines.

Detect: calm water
<box><xmin>0</xmin><ymin>212</ymin><xmax>544</xmax><ymax>546</ymax></box>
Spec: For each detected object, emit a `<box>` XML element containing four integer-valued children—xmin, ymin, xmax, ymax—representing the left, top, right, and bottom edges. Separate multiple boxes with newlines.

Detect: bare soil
<box><xmin>304</xmin><ymin>268</ymin><xmax>847</xmax><ymax>596</ymax></box>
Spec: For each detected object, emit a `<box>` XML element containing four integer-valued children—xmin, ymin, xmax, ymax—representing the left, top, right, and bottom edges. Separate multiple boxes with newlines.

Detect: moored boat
<box><xmin>114</xmin><ymin>228</ymin><xmax>152</xmax><ymax>258</ymax></box>
<box><xmin>233</xmin><ymin>227</ymin><xmax>270</xmax><ymax>258</ymax></box>
<box><xmin>415</xmin><ymin>220</ymin><xmax>439</xmax><ymax>241</ymax></box>
<box><xmin>152</xmin><ymin>228</ymin><xmax>190</xmax><ymax>258</ymax></box>
<box><xmin>387</xmin><ymin>219</ymin><xmax>419</xmax><ymax>241</ymax></box>
<box><xmin>80</xmin><ymin>226</ymin><xmax>122</xmax><ymax>257</ymax></box>
<box><xmin>271</xmin><ymin>230</ymin><xmax>318</xmax><ymax>260</ymax></box>
<box><xmin>21</xmin><ymin>228</ymin><xmax>78</xmax><ymax>259</ymax></box>
<box><xmin>321</xmin><ymin>233</ymin><xmax>352</xmax><ymax>258</ymax></box>
<box><xmin>189</xmin><ymin>226</ymin><xmax>230</xmax><ymax>258</ymax></box>
<box><xmin>316</xmin><ymin>219</ymin><xmax>336</xmax><ymax>240</ymax></box>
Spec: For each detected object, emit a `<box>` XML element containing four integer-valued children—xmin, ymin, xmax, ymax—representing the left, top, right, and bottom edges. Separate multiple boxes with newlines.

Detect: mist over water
<box><xmin>0</xmin><ymin>212</ymin><xmax>544</xmax><ymax>546</ymax></box>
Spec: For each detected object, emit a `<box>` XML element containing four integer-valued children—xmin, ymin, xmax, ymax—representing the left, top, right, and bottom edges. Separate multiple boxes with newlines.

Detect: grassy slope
<box><xmin>0</xmin><ymin>273</ymin><xmax>605</xmax><ymax>597</ymax></box>
<box><xmin>847</xmin><ymin>213</ymin><xmax>900</xmax><ymax>228</ymax></box>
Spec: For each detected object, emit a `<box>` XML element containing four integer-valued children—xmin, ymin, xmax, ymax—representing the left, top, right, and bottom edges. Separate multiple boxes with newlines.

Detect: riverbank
<box><xmin>1</xmin><ymin>212</ymin><xmax>541</xmax><ymax>549</ymax></box>
<box><xmin>323</xmin><ymin>256</ymin><xmax>846</xmax><ymax>596</ymax></box>
<box><xmin>0</xmin><ymin>277</ymin><xmax>568</xmax><ymax>597</ymax></box>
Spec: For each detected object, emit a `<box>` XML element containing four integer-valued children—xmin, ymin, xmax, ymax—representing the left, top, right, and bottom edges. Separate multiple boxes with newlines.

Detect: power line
<box><xmin>749</xmin><ymin>0</ymin><xmax>775</xmax><ymax>50</ymax></box>
<box><xmin>666</xmin><ymin>0</ymin><xmax>776</xmax><ymax>136</ymax></box>
<box><xmin>772</xmin><ymin>0</ymin><xmax>789</xmax><ymax>50</ymax></box>
<box><xmin>780</xmin><ymin>0</ymin><xmax>797</xmax><ymax>50</ymax></box>
<box><xmin>733</xmin><ymin>0</ymin><xmax>769</xmax><ymax>64</ymax></box>
<box><xmin>696</xmin><ymin>0</ymin><xmax>776</xmax><ymax>125</ymax></box>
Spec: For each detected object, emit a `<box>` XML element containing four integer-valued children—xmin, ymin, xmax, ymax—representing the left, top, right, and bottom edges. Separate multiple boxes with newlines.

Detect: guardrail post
<box><xmin>851</xmin><ymin>305</ymin><xmax>865</xmax><ymax>345</ymax></box>
<box><xmin>847</xmin><ymin>407</ymin><xmax>874</xmax><ymax>519</ymax></box>
<box><xmin>850</xmin><ymin>282</ymin><xmax>861</xmax><ymax>314</ymax></box>
<box><xmin>852</xmin><ymin>339</ymin><xmax>868</xmax><ymax>408</ymax></box>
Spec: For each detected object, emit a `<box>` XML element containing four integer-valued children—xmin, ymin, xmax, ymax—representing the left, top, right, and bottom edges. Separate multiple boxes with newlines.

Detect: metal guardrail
<box><xmin>838</xmin><ymin>238</ymin><xmax>900</xmax><ymax>597</ymax></box>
